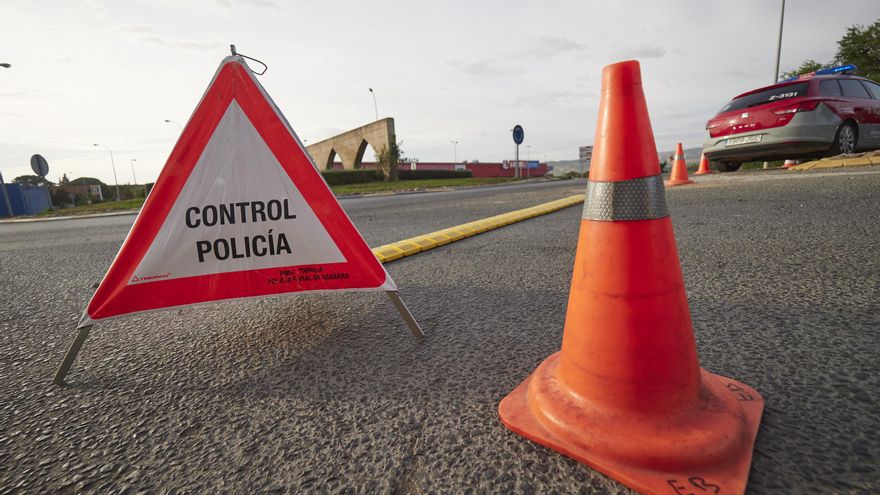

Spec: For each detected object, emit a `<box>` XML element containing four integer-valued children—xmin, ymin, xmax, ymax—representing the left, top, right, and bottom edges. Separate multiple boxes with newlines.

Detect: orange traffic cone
<box><xmin>667</xmin><ymin>142</ymin><xmax>694</xmax><ymax>186</ymax></box>
<box><xmin>695</xmin><ymin>152</ymin><xmax>712</xmax><ymax>175</ymax></box>
<box><xmin>499</xmin><ymin>60</ymin><xmax>763</xmax><ymax>495</ymax></box>
<box><xmin>782</xmin><ymin>159</ymin><xmax>797</xmax><ymax>169</ymax></box>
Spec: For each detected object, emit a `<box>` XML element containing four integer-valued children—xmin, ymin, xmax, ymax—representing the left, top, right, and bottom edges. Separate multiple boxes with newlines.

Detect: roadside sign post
<box><xmin>30</xmin><ymin>154</ymin><xmax>49</xmax><ymax>178</ymax></box>
<box><xmin>515</xmin><ymin>146</ymin><xmax>519</xmax><ymax>178</ymax></box>
<box><xmin>578</xmin><ymin>146</ymin><xmax>593</xmax><ymax>178</ymax></box>
<box><xmin>30</xmin><ymin>154</ymin><xmax>53</xmax><ymax>208</ymax></box>
<box><xmin>0</xmin><ymin>170</ymin><xmax>14</xmax><ymax>218</ymax></box>
<box><xmin>512</xmin><ymin>125</ymin><xmax>524</xmax><ymax>179</ymax></box>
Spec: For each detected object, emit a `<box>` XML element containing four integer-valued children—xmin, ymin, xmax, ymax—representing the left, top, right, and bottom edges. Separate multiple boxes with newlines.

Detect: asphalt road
<box><xmin>1</xmin><ymin>171</ymin><xmax>878</xmax><ymax>494</ymax></box>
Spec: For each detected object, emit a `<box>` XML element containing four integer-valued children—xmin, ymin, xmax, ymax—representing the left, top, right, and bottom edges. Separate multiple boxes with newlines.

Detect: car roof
<box><xmin>731</xmin><ymin>74</ymin><xmax>873</xmax><ymax>100</ymax></box>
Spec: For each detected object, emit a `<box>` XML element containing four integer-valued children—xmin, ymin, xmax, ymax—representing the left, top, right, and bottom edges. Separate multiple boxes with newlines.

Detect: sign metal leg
<box><xmin>53</xmin><ymin>325</ymin><xmax>93</xmax><ymax>386</ymax></box>
<box><xmin>386</xmin><ymin>292</ymin><xmax>424</xmax><ymax>338</ymax></box>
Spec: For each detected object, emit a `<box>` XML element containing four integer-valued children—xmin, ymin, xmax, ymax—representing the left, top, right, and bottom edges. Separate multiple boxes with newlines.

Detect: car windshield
<box><xmin>719</xmin><ymin>82</ymin><xmax>809</xmax><ymax>113</ymax></box>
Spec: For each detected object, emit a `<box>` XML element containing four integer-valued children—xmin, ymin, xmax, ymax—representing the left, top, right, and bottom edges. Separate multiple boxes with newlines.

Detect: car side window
<box><xmin>839</xmin><ymin>79</ymin><xmax>871</xmax><ymax>99</ymax></box>
<box><xmin>819</xmin><ymin>80</ymin><xmax>842</xmax><ymax>96</ymax></box>
<box><xmin>861</xmin><ymin>80</ymin><xmax>880</xmax><ymax>100</ymax></box>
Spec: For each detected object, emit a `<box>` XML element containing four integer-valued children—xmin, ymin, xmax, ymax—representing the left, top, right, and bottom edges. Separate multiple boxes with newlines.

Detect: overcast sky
<box><xmin>1</xmin><ymin>0</ymin><xmax>877</xmax><ymax>185</ymax></box>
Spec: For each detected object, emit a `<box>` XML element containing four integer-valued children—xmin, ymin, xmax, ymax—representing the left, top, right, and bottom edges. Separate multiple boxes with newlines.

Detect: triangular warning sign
<box><xmin>83</xmin><ymin>56</ymin><xmax>396</xmax><ymax>323</ymax></box>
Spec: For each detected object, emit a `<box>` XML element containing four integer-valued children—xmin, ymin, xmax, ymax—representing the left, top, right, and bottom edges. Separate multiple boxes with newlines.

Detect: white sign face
<box><xmin>131</xmin><ymin>100</ymin><xmax>345</xmax><ymax>284</ymax></box>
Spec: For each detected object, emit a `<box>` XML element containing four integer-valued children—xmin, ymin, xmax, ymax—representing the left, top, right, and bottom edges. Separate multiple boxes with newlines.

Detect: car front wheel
<box><xmin>831</xmin><ymin>122</ymin><xmax>857</xmax><ymax>155</ymax></box>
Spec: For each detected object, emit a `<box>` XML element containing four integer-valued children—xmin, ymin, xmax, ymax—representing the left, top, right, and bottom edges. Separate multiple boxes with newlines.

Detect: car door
<box><xmin>838</xmin><ymin>79</ymin><xmax>876</xmax><ymax>148</ymax></box>
<box><xmin>857</xmin><ymin>80</ymin><xmax>880</xmax><ymax>147</ymax></box>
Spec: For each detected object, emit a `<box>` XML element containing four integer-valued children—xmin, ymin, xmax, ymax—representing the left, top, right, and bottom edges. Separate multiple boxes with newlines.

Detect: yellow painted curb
<box><xmin>371</xmin><ymin>194</ymin><xmax>586</xmax><ymax>263</ymax></box>
<box><xmin>842</xmin><ymin>157</ymin><xmax>874</xmax><ymax>167</ymax></box>
<box><xmin>815</xmin><ymin>160</ymin><xmax>845</xmax><ymax>169</ymax></box>
<box><xmin>791</xmin><ymin>156</ymin><xmax>876</xmax><ymax>171</ymax></box>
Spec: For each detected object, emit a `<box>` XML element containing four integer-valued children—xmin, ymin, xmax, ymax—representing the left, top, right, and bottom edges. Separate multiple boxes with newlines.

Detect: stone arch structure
<box><xmin>306</xmin><ymin>118</ymin><xmax>395</xmax><ymax>170</ymax></box>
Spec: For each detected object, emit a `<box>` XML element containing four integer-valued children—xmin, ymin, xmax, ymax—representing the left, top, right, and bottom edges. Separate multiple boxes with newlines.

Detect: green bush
<box><xmin>398</xmin><ymin>169</ymin><xmax>473</xmax><ymax>180</ymax></box>
<box><xmin>321</xmin><ymin>169</ymin><xmax>384</xmax><ymax>185</ymax></box>
<box><xmin>561</xmin><ymin>171</ymin><xmax>586</xmax><ymax>179</ymax></box>
<box><xmin>741</xmin><ymin>160</ymin><xmax>784</xmax><ymax>170</ymax></box>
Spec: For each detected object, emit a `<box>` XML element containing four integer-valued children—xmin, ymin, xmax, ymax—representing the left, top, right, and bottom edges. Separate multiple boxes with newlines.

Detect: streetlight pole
<box><xmin>132</xmin><ymin>159</ymin><xmax>148</xmax><ymax>198</ymax></box>
<box><xmin>774</xmin><ymin>0</ymin><xmax>785</xmax><ymax>83</ymax></box>
<box><xmin>93</xmin><ymin>143</ymin><xmax>121</xmax><ymax>201</ymax></box>
<box><xmin>130</xmin><ymin>158</ymin><xmax>139</xmax><ymax>196</ymax></box>
<box><xmin>450</xmin><ymin>140</ymin><xmax>458</xmax><ymax>164</ymax></box>
<box><xmin>164</xmin><ymin>119</ymin><xmax>183</xmax><ymax>131</ymax></box>
<box><xmin>766</xmin><ymin>0</ymin><xmax>786</xmax><ymax>170</ymax></box>
<box><xmin>368</xmin><ymin>88</ymin><xmax>378</xmax><ymax>122</ymax></box>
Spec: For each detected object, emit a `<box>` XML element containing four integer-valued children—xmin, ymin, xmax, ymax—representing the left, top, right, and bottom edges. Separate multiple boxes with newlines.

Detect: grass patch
<box><xmin>32</xmin><ymin>178</ymin><xmax>524</xmax><ymax>217</ymax></box>
<box><xmin>330</xmin><ymin>177</ymin><xmax>521</xmax><ymax>195</ymax></box>
<box><xmin>39</xmin><ymin>199</ymin><xmax>146</xmax><ymax>217</ymax></box>
<box><xmin>741</xmin><ymin>160</ymin><xmax>784</xmax><ymax>170</ymax></box>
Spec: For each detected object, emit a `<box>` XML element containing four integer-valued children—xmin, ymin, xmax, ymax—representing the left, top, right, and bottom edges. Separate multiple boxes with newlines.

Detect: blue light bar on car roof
<box><xmin>781</xmin><ymin>64</ymin><xmax>858</xmax><ymax>82</ymax></box>
<box><xmin>815</xmin><ymin>64</ymin><xmax>857</xmax><ymax>75</ymax></box>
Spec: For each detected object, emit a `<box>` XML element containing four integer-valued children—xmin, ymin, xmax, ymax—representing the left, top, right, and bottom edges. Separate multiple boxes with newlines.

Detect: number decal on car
<box><xmin>769</xmin><ymin>92</ymin><xmax>798</xmax><ymax>100</ymax></box>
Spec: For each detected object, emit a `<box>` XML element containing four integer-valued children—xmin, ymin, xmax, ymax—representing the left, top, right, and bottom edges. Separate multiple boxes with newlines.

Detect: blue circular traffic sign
<box><xmin>512</xmin><ymin>125</ymin><xmax>524</xmax><ymax>145</ymax></box>
<box><xmin>30</xmin><ymin>154</ymin><xmax>49</xmax><ymax>177</ymax></box>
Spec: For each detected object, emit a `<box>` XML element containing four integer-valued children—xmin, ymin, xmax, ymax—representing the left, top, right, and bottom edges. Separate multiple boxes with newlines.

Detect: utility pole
<box><xmin>766</xmin><ymin>0</ymin><xmax>785</xmax><ymax>170</ymax></box>
<box><xmin>164</xmin><ymin>119</ymin><xmax>183</xmax><ymax>131</ymax></box>
<box><xmin>130</xmin><ymin>159</ymin><xmax>138</xmax><ymax>187</ymax></box>
<box><xmin>93</xmin><ymin>143</ymin><xmax>121</xmax><ymax>201</ymax></box>
<box><xmin>368</xmin><ymin>88</ymin><xmax>378</xmax><ymax>122</ymax></box>
<box><xmin>774</xmin><ymin>0</ymin><xmax>785</xmax><ymax>83</ymax></box>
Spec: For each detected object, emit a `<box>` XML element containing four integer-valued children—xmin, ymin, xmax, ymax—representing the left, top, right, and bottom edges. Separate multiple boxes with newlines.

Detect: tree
<box><xmin>14</xmin><ymin>175</ymin><xmax>52</xmax><ymax>186</ymax></box>
<box><xmin>69</xmin><ymin>177</ymin><xmax>107</xmax><ymax>186</ymax></box>
<box><xmin>59</xmin><ymin>173</ymin><xmax>70</xmax><ymax>186</ymax></box>
<box><xmin>374</xmin><ymin>140</ymin><xmax>403</xmax><ymax>181</ymax></box>
<box><xmin>834</xmin><ymin>20</ymin><xmax>880</xmax><ymax>82</ymax></box>
<box><xmin>779</xmin><ymin>59</ymin><xmax>827</xmax><ymax>81</ymax></box>
<box><xmin>68</xmin><ymin>177</ymin><xmax>110</xmax><ymax>201</ymax></box>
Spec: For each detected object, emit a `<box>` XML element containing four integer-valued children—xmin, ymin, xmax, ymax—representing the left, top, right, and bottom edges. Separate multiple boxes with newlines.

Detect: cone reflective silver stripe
<box><xmin>582</xmin><ymin>174</ymin><xmax>669</xmax><ymax>221</ymax></box>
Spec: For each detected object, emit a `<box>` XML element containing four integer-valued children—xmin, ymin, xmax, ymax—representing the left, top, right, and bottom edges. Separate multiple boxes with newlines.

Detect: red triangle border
<box><xmin>86</xmin><ymin>58</ymin><xmax>391</xmax><ymax>322</ymax></box>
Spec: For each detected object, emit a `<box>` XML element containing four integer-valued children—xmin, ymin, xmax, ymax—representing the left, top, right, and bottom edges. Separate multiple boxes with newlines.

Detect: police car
<box><xmin>703</xmin><ymin>65</ymin><xmax>880</xmax><ymax>171</ymax></box>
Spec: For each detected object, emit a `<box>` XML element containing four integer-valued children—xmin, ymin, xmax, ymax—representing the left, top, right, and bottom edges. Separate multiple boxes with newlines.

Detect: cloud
<box><xmin>613</xmin><ymin>45</ymin><xmax>667</xmax><ymax>59</ymax></box>
<box><xmin>447</xmin><ymin>35</ymin><xmax>587</xmax><ymax>77</ymax></box>
<box><xmin>446</xmin><ymin>57</ymin><xmax>507</xmax><ymax>77</ymax></box>
<box><xmin>0</xmin><ymin>89</ymin><xmax>58</xmax><ymax>100</ymax></box>
<box><xmin>115</xmin><ymin>24</ymin><xmax>153</xmax><ymax>35</ymax></box>
<box><xmin>512</xmin><ymin>89</ymin><xmax>593</xmax><ymax>108</ymax></box>
<box><xmin>240</xmin><ymin>0</ymin><xmax>283</xmax><ymax>8</ymax></box>
<box><xmin>720</xmin><ymin>68</ymin><xmax>751</xmax><ymax>78</ymax></box>
<box><xmin>525</xmin><ymin>36</ymin><xmax>587</xmax><ymax>58</ymax></box>
<box><xmin>113</xmin><ymin>24</ymin><xmax>220</xmax><ymax>51</ymax></box>
<box><xmin>208</xmin><ymin>0</ymin><xmax>282</xmax><ymax>8</ymax></box>
<box><xmin>306</xmin><ymin>127</ymin><xmax>348</xmax><ymax>143</ymax></box>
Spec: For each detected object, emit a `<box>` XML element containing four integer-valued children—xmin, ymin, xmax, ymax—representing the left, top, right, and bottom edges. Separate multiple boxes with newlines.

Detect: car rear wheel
<box><xmin>712</xmin><ymin>161</ymin><xmax>742</xmax><ymax>172</ymax></box>
<box><xmin>831</xmin><ymin>122</ymin><xmax>857</xmax><ymax>155</ymax></box>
